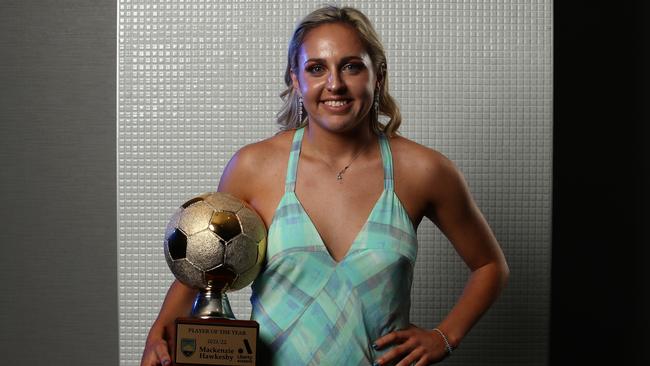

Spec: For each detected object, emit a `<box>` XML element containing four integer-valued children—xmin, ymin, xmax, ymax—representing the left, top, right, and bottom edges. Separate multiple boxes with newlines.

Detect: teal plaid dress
<box><xmin>251</xmin><ymin>127</ymin><xmax>418</xmax><ymax>365</ymax></box>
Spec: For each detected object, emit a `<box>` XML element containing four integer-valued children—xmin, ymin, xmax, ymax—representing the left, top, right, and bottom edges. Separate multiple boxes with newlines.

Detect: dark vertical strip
<box><xmin>552</xmin><ymin>0</ymin><xmax>649</xmax><ymax>364</ymax></box>
<box><xmin>0</xmin><ymin>0</ymin><xmax>117</xmax><ymax>364</ymax></box>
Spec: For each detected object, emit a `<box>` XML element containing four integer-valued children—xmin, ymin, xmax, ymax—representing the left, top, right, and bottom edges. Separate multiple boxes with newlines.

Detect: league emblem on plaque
<box><xmin>181</xmin><ymin>338</ymin><xmax>197</xmax><ymax>357</ymax></box>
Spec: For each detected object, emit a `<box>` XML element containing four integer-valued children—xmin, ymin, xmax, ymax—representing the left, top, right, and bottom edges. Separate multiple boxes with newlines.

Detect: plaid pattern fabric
<box><xmin>251</xmin><ymin>127</ymin><xmax>418</xmax><ymax>365</ymax></box>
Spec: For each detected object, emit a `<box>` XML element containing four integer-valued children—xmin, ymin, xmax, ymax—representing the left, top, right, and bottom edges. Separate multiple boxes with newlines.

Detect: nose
<box><xmin>326</xmin><ymin>70</ymin><xmax>345</xmax><ymax>93</ymax></box>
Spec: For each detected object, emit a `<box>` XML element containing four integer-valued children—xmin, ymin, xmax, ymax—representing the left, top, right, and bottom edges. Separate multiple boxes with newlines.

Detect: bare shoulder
<box><xmin>388</xmin><ymin>135</ymin><xmax>467</xmax><ymax>224</ymax></box>
<box><xmin>389</xmin><ymin>135</ymin><xmax>458</xmax><ymax>185</ymax></box>
<box><xmin>223</xmin><ymin>131</ymin><xmax>292</xmax><ymax>175</ymax></box>
<box><xmin>218</xmin><ymin>131</ymin><xmax>293</xmax><ymax>207</ymax></box>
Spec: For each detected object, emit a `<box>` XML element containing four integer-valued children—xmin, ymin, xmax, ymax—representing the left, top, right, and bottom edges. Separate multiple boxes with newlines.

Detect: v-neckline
<box><xmin>290</xmin><ymin>189</ymin><xmax>387</xmax><ymax>265</ymax></box>
<box><xmin>291</xmin><ymin>128</ymin><xmax>388</xmax><ymax>265</ymax></box>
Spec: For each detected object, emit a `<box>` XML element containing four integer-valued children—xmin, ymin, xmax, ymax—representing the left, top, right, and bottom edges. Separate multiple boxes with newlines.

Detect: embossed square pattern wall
<box><xmin>118</xmin><ymin>1</ymin><xmax>551</xmax><ymax>364</ymax></box>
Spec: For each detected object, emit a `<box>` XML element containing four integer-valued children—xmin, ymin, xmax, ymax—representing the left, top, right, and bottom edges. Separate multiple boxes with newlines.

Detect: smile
<box><xmin>322</xmin><ymin>100</ymin><xmax>351</xmax><ymax>107</ymax></box>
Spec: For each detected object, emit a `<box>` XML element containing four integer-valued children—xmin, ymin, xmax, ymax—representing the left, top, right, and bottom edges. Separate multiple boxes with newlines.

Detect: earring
<box><xmin>297</xmin><ymin>96</ymin><xmax>303</xmax><ymax>123</ymax></box>
<box><xmin>374</xmin><ymin>91</ymin><xmax>380</xmax><ymax>117</ymax></box>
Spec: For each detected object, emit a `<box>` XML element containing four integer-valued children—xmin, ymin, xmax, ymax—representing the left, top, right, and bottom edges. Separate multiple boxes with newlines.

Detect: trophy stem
<box><xmin>191</xmin><ymin>286</ymin><xmax>235</xmax><ymax>320</ymax></box>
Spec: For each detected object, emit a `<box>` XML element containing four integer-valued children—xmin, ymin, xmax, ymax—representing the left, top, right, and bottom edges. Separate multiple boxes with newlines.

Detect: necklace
<box><xmin>305</xmin><ymin>126</ymin><xmax>373</xmax><ymax>182</ymax></box>
<box><xmin>335</xmin><ymin>141</ymin><xmax>370</xmax><ymax>181</ymax></box>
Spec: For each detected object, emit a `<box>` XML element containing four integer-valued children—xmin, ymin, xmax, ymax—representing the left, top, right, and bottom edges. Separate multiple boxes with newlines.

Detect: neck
<box><xmin>303</xmin><ymin>122</ymin><xmax>375</xmax><ymax>168</ymax></box>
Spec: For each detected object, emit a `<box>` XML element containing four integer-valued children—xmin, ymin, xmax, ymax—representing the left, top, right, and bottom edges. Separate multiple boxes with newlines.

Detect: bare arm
<box><xmin>424</xmin><ymin>156</ymin><xmax>510</xmax><ymax>348</ymax></box>
<box><xmin>141</xmin><ymin>280</ymin><xmax>197</xmax><ymax>366</ymax></box>
<box><xmin>141</xmin><ymin>147</ymin><xmax>256</xmax><ymax>366</ymax></box>
<box><xmin>374</xmin><ymin>149</ymin><xmax>509</xmax><ymax>365</ymax></box>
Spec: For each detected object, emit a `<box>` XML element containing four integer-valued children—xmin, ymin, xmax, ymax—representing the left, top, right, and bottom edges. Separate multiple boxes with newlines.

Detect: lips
<box><xmin>322</xmin><ymin>99</ymin><xmax>351</xmax><ymax>107</ymax></box>
<box><xmin>322</xmin><ymin>100</ymin><xmax>351</xmax><ymax>107</ymax></box>
<box><xmin>320</xmin><ymin>99</ymin><xmax>353</xmax><ymax>114</ymax></box>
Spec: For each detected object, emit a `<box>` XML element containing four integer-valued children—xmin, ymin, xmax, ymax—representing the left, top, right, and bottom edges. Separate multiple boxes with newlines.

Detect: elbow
<box><xmin>472</xmin><ymin>257</ymin><xmax>510</xmax><ymax>291</ymax></box>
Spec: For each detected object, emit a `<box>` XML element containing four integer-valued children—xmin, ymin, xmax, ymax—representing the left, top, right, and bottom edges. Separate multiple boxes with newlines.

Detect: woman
<box><xmin>142</xmin><ymin>6</ymin><xmax>509</xmax><ymax>366</ymax></box>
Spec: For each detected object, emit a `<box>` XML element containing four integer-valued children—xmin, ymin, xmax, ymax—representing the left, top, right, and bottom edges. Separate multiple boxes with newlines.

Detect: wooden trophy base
<box><xmin>174</xmin><ymin>317</ymin><xmax>258</xmax><ymax>366</ymax></box>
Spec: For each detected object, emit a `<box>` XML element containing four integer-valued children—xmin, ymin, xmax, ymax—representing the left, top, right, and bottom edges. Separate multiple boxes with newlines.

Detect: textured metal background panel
<box><xmin>118</xmin><ymin>1</ymin><xmax>552</xmax><ymax>364</ymax></box>
<box><xmin>0</xmin><ymin>0</ymin><xmax>117</xmax><ymax>365</ymax></box>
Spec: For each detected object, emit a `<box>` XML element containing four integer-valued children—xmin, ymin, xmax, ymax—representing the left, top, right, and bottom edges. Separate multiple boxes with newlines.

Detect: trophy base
<box><xmin>174</xmin><ymin>317</ymin><xmax>258</xmax><ymax>366</ymax></box>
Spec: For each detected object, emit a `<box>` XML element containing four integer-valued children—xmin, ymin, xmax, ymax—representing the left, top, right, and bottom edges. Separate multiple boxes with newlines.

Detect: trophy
<box><xmin>164</xmin><ymin>192</ymin><xmax>267</xmax><ymax>365</ymax></box>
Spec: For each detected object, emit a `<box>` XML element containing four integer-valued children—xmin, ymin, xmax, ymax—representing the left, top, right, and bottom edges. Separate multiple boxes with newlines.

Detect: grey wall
<box><xmin>118</xmin><ymin>1</ymin><xmax>552</xmax><ymax>365</ymax></box>
<box><xmin>0</xmin><ymin>1</ymin><xmax>117</xmax><ymax>365</ymax></box>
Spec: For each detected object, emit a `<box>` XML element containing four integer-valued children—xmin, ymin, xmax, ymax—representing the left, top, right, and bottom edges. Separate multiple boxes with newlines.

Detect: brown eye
<box><xmin>343</xmin><ymin>63</ymin><xmax>364</xmax><ymax>73</ymax></box>
<box><xmin>306</xmin><ymin>64</ymin><xmax>325</xmax><ymax>75</ymax></box>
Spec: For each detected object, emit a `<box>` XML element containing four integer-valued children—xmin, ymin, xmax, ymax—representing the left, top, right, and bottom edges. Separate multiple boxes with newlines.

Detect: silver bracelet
<box><xmin>432</xmin><ymin>328</ymin><xmax>454</xmax><ymax>355</ymax></box>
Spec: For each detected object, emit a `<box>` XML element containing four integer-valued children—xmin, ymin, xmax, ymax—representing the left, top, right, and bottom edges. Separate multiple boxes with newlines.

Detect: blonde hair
<box><xmin>276</xmin><ymin>6</ymin><xmax>402</xmax><ymax>136</ymax></box>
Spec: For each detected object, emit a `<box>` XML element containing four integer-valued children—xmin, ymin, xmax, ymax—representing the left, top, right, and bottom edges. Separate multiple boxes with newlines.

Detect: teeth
<box><xmin>323</xmin><ymin>100</ymin><xmax>349</xmax><ymax>107</ymax></box>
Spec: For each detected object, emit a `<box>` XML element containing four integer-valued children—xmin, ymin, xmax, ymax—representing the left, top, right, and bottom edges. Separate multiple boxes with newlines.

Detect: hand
<box><xmin>372</xmin><ymin>324</ymin><xmax>450</xmax><ymax>366</ymax></box>
<box><xmin>141</xmin><ymin>338</ymin><xmax>173</xmax><ymax>366</ymax></box>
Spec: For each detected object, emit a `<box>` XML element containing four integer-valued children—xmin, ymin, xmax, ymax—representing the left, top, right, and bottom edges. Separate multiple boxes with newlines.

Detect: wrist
<box><xmin>432</xmin><ymin>328</ymin><xmax>455</xmax><ymax>355</ymax></box>
<box><xmin>145</xmin><ymin>322</ymin><xmax>166</xmax><ymax>343</ymax></box>
<box><xmin>435</xmin><ymin>324</ymin><xmax>462</xmax><ymax>349</ymax></box>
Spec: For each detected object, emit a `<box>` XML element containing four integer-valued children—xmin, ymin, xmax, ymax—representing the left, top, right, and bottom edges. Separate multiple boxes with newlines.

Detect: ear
<box><xmin>290</xmin><ymin>69</ymin><xmax>301</xmax><ymax>96</ymax></box>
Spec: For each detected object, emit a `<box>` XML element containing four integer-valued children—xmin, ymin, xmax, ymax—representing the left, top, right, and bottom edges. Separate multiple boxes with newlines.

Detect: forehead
<box><xmin>298</xmin><ymin>23</ymin><xmax>368</xmax><ymax>61</ymax></box>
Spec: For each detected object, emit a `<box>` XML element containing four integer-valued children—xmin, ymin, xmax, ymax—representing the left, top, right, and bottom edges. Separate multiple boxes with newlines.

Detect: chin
<box><xmin>312</xmin><ymin>114</ymin><xmax>370</xmax><ymax>134</ymax></box>
<box><xmin>316</xmin><ymin>120</ymin><xmax>365</xmax><ymax>134</ymax></box>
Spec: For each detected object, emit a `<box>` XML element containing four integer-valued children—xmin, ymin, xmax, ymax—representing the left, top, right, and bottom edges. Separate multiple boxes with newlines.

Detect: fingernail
<box><xmin>371</xmin><ymin>343</ymin><xmax>378</xmax><ymax>350</ymax></box>
<box><xmin>162</xmin><ymin>359</ymin><xmax>171</xmax><ymax>366</ymax></box>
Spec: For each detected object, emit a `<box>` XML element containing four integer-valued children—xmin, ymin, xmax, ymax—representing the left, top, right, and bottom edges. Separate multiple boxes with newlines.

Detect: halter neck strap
<box><xmin>284</xmin><ymin>127</ymin><xmax>305</xmax><ymax>192</ymax></box>
<box><xmin>378</xmin><ymin>134</ymin><xmax>394</xmax><ymax>190</ymax></box>
<box><xmin>284</xmin><ymin>127</ymin><xmax>394</xmax><ymax>191</ymax></box>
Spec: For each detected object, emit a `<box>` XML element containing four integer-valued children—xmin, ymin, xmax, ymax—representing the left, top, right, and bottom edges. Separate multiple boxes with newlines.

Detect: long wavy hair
<box><xmin>276</xmin><ymin>6</ymin><xmax>402</xmax><ymax>136</ymax></box>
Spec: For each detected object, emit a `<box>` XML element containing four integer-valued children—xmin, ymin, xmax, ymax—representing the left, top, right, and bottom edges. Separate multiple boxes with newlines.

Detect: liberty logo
<box><xmin>181</xmin><ymin>338</ymin><xmax>196</xmax><ymax>357</ymax></box>
<box><xmin>238</xmin><ymin>339</ymin><xmax>253</xmax><ymax>354</ymax></box>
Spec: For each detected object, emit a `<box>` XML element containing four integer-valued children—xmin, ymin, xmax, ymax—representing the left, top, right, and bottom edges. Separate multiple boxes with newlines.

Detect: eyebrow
<box><xmin>303</xmin><ymin>56</ymin><xmax>365</xmax><ymax>66</ymax></box>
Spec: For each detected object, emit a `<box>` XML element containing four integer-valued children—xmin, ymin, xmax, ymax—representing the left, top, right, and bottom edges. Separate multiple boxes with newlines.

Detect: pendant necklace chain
<box><xmin>305</xmin><ymin>126</ymin><xmax>372</xmax><ymax>182</ymax></box>
<box><xmin>336</xmin><ymin>145</ymin><xmax>367</xmax><ymax>181</ymax></box>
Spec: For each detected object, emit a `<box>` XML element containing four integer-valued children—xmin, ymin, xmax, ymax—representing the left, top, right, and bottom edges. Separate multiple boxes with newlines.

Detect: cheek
<box><xmin>295</xmin><ymin>72</ymin><xmax>309</xmax><ymax>96</ymax></box>
<box><xmin>356</xmin><ymin>83</ymin><xmax>375</xmax><ymax>103</ymax></box>
<box><xmin>352</xmin><ymin>76</ymin><xmax>375</xmax><ymax>98</ymax></box>
<box><xmin>301</xmin><ymin>80</ymin><xmax>326</xmax><ymax>100</ymax></box>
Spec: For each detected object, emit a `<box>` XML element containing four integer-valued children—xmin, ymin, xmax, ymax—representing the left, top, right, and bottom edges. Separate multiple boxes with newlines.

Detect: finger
<box><xmin>142</xmin><ymin>341</ymin><xmax>166</xmax><ymax>366</ymax></box>
<box><xmin>140</xmin><ymin>352</ymin><xmax>157</xmax><ymax>366</ymax></box>
<box><xmin>166</xmin><ymin>338</ymin><xmax>175</xmax><ymax>361</ymax></box>
<box><xmin>373</xmin><ymin>333</ymin><xmax>395</xmax><ymax>350</ymax></box>
<box><xmin>153</xmin><ymin>342</ymin><xmax>172</xmax><ymax>366</ymax></box>
<box><xmin>141</xmin><ymin>351</ymin><xmax>163</xmax><ymax>366</ymax></box>
<box><xmin>413</xmin><ymin>345</ymin><xmax>447</xmax><ymax>366</ymax></box>
<box><xmin>166</xmin><ymin>325</ymin><xmax>176</xmax><ymax>361</ymax></box>
<box><xmin>373</xmin><ymin>329</ymin><xmax>408</xmax><ymax>349</ymax></box>
<box><xmin>375</xmin><ymin>340</ymin><xmax>415</xmax><ymax>365</ymax></box>
<box><xmin>395</xmin><ymin>347</ymin><xmax>425</xmax><ymax>366</ymax></box>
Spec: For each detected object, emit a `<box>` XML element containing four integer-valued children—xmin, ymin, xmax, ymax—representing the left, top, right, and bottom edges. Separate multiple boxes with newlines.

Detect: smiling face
<box><xmin>291</xmin><ymin>22</ymin><xmax>380</xmax><ymax>134</ymax></box>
